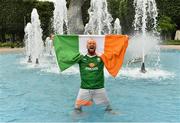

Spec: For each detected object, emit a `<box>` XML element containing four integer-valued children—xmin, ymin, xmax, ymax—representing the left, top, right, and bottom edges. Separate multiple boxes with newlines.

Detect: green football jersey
<box><xmin>79</xmin><ymin>55</ymin><xmax>104</xmax><ymax>89</ymax></box>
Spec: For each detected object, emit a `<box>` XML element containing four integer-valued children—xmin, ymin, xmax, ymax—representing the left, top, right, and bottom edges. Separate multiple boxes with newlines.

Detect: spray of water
<box><xmin>24</xmin><ymin>23</ymin><xmax>33</xmax><ymax>59</ymax></box>
<box><xmin>127</xmin><ymin>0</ymin><xmax>159</xmax><ymax>71</ymax></box>
<box><xmin>113</xmin><ymin>18</ymin><xmax>122</xmax><ymax>34</ymax></box>
<box><xmin>84</xmin><ymin>0</ymin><xmax>113</xmax><ymax>35</ymax></box>
<box><xmin>31</xmin><ymin>8</ymin><xmax>44</xmax><ymax>63</ymax></box>
<box><xmin>53</xmin><ymin>0</ymin><xmax>68</xmax><ymax>34</ymax></box>
<box><xmin>23</xmin><ymin>1</ymin><xmax>169</xmax><ymax>79</ymax></box>
<box><xmin>133</xmin><ymin>0</ymin><xmax>158</xmax><ymax>32</ymax></box>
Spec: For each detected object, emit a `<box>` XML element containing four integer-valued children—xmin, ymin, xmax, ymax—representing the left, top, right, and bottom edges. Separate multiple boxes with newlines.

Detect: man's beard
<box><xmin>88</xmin><ymin>48</ymin><xmax>96</xmax><ymax>55</ymax></box>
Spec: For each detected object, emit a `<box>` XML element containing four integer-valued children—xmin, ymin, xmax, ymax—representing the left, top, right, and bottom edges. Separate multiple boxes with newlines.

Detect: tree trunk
<box><xmin>68</xmin><ymin>0</ymin><xmax>85</xmax><ymax>34</ymax></box>
<box><xmin>12</xmin><ymin>33</ymin><xmax>16</xmax><ymax>42</ymax></box>
<box><xmin>2</xmin><ymin>32</ymin><xmax>6</xmax><ymax>42</ymax></box>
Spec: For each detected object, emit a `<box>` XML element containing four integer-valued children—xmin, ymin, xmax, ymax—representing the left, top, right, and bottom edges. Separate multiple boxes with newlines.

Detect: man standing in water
<box><xmin>53</xmin><ymin>35</ymin><xmax>128</xmax><ymax>113</ymax></box>
<box><xmin>74</xmin><ymin>39</ymin><xmax>112</xmax><ymax>112</ymax></box>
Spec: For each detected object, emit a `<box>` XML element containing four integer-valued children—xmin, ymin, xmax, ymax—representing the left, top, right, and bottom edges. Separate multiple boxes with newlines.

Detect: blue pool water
<box><xmin>0</xmin><ymin>50</ymin><xmax>180</xmax><ymax>122</ymax></box>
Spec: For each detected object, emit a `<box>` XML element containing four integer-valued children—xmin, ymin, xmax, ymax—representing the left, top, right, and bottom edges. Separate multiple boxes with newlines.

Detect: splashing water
<box><xmin>53</xmin><ymin>0</ymin><xmax>68</xmax><ymax>34</ymax></box>
<box><xmin>119</xmin><ymin>68</ymin><xmax>175</xmax><ymax>80</ymax></box>
<box><xmin>24</xmin><ymin>23</ymin><xmax>33</xmax><ymax>58</ymax></box>
<box><xmin>24</xmin><ymin>1</ymin><xmax>162</xmax><ymax>78</ymax></box>
<box><xmin>84</xmin><ymin>0</ymin><xmax>113</xmax><ymax>35</ymax></box>
<box><xmin>127</xmin><ymin>34</ymin><xmax>159</xmax><ymax>62</ymax></box>
<box><xmin>133</xmin><ymin>0</ymin><xmax>158</xmax><ymax>33</ymax></box>
<box><xmin>113</xmin><ymin>18</ymin><xmax>122</xmax><ymax>34</ymax></box>
<box><xmin>127</xmin><ymin>0</ymin><xmax>159</xmax><ymax>69</ymax></box>
<box><xmin>30</xmin><ymin>8</ymin><xmax>44</xmax><ymax>63</ymax></box>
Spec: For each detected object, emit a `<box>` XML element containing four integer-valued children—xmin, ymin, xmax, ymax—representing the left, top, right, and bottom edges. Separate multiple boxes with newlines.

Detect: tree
<box><xmin>35</xmin><ymin>1</ymin><xmax>54</xmax><ymax>39</ymax></box>
<box><xmin>0</xmin><ymin>0</ymin><xmax>179</xmax><ymax>43</ymax></box>
<box><xmin>156</xmin><ymin>0</ymin><xmax>180</xmax><ymax>39</ymax></box>
<box><xmin>107</xmin><ymin>0</ymin><xmax>134</xmax><ymax>34</ymax></box>
<box><xmin>158</xmin><ymin>16</ymin><xmax>176</xmax><ymax>40</ymax></box>
<box><xmin>0</xmin><ymin>0</ymin><xmax>54</xmax><ymax>42</ymax></box>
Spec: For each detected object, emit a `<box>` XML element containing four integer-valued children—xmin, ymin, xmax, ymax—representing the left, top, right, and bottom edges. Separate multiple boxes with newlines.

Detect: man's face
<box><xmin>87</xmin><ymin>40</ymin><xmax>96</xmax><ymax>55</ymax></box>
<box><xmin>50</xmin><ymin>34</ymin><xmax>54</xmax><ymax>40</ymax></box>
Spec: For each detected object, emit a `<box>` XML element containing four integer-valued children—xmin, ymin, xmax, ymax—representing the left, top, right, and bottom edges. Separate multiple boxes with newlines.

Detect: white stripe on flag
<box><xmin>79</xmin><ymin>35</ymin><xmax>105</xmax><ymax>55</ymax></box>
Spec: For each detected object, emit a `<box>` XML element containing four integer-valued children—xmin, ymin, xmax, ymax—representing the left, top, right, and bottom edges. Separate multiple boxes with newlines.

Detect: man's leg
<box><xmin>74</xmin><ymin>105</ymin><xmax>82</xmax><ymax>113</ymax></box>
<box><xmin>105</xmin><ymin>104</ymin><xmax>112</xmax><ymax>111</ymax></box>
<box><xmin>74</xmin><ymin>89</ymin><xmax>93</xmax><ymax>112</ymax></box>
<box><xmin>93</xmin><ymin>88</ymin><xmax>112</xmax><ymax>111</ymax></box>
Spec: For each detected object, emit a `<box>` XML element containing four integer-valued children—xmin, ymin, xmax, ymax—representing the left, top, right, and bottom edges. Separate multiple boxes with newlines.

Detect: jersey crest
<box><xmin>89</xmin><ymin>63</ymin><xmax>95</xmax><ymax>68</ymax></box>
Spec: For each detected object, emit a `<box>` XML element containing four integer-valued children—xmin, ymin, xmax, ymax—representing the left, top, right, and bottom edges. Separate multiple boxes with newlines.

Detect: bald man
<box><xmin>74</xmin><ymin>39</ymin><xmax>112</xmax><ymax>112</ymax></box>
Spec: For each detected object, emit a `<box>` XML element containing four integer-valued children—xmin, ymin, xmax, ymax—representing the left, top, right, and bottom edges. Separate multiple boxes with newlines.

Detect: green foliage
<box><xmin>158</xmin><ymin>16</ymin><xmax>176</xmax><ymax>33</ymax></box>
<box><xmin>156</xmin><ymin>0</ymin><xmax>180</xmax><ymax>29</ymax></box>
<box><xmin>0</xmin><ymin>0</ymin><xmax>53</xmax><ymax>42</ymax></box>
<box><xmin>0</xmin><ymin>0</ymin><xmax>180</xmax><ymax>45</ymax></box>
<box><xmin>107</xmin><ymin>0</ymin><xmax>179</xmax><ymax>37</ymax></box>
<box><xmin>156</xmin><ymin>0</ymin><xmax>179</xmax><ymax>40</ymax></box>
<box><xmin>0</xmin><ymin>42</ymin><xmax>23</xmax><ymax>48</ymax></box>
<box><xmin>82</xmin><ymin>0</ymin><xmax>90</xmax><ymax>25</ymax></box>
<box><xmin>107</xmin><ymin>0</ymin><xmax>134</xmax><ymax>34</ymax></box>
<box><xmin>157</xmin><ymin>15</ymin><xmax>176</xmax><ymax>40</ymax></box>
<box><xmin>119</xmin><ymin>0</ymin><xmax>134</xmax><ymax>34</ymax></box>
<box><xmin>34</xmin><ymin>1</ymin><xmax>54</xmax><ymax>40</ymax></box>
<box><xmin>161</xmin><ymin>40</ymin><xmax>180</xmax><ymax>45</ymax></box>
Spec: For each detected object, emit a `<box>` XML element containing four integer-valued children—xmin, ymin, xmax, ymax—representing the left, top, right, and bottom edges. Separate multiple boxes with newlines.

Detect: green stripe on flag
<box><xmin>53</xmin><ymin>35</ymin><xmax>83</xmax><ymax>71</ymax></box>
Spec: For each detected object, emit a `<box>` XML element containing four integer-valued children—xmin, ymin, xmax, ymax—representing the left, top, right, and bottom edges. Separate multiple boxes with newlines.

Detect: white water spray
<box><xmin>24</xmin><ymin>23</ymin><xmax>33</xmax><ymax>60</ymax></box>
<box><xmin>114</xmin><ymin>18</ymin><xmax>122</xmax><ymax>34</ymax></box>
<box><xmin>127</xmin><ymin>0</ymin><xmax>159</xmax><ymax>72</ymax></box>
<box><xmin>84</xmin><ymin>0</ymin><xmax>113</xmax><ymax>35</ymax></box>
<box><xmin>31</xmin><ymin>8</ymin><xmax>44</xmax><ymax>64</ymax></box>
<box><xmin>53</xmin><ymin>0</ymin><xmax>68</xmax><ymax>34</ymax></box>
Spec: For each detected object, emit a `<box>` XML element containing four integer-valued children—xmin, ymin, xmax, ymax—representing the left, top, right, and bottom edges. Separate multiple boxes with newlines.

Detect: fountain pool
<box><xmin>0</xmin><ymin>49</ymin><xmax>180</xmax><ymax>122</ymax></box>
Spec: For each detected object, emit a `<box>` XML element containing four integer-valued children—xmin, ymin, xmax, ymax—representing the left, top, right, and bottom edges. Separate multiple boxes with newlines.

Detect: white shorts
<box><xmin>75</xmin><ymin>88</ymin><xmax>110</xmax><ymax>108</ymax></box>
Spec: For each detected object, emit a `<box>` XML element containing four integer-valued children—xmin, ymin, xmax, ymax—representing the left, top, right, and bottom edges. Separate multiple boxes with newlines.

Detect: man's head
<box><xmin>87</xmin><ymin>39</ymin><xmax>96</xmax><ymax>55</ymax></box>
<box><xmin>50</xmin><ymin>34</ymin><xmax>54</xmax><ymax>40</ymax></box>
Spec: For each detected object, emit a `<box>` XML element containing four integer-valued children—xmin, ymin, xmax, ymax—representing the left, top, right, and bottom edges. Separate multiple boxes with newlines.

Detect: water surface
<box><xmin>0</xmin><ymin>50</ymin><xmax>180</xmax><ymax>122</ymax></box>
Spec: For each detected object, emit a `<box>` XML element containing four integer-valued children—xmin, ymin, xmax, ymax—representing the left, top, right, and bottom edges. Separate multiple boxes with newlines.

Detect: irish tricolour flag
<box><xmin>54</xmin><ymin>35</ymin><xmax>128</xmax><ymax>77</ymax></box>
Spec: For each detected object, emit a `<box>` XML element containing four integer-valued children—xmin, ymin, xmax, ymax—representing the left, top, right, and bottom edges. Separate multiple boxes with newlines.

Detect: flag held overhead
<box><xmin>53</xmin><ymin>35</ymin><xmax>128</xmax><ymax>77</ymax></box>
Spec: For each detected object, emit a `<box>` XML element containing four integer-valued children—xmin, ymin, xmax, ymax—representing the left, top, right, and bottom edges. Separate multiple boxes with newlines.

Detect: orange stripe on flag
<box><xmin>76</xmin><ymin>99</ymin><xmax>93</xmax><ymax>106</ymax></box>
<box><xmin>101</xmin><ymin>35</ymin><xmax>128</xmax><ymax>77</ymax></box>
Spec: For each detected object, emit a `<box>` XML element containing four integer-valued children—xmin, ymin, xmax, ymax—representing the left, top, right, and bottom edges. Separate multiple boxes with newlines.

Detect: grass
<box><xmin>0</xmin><ymin>42</ymin><xmax>23</xmax><ymax>48</ymax></box>
<box><xmin>161</xmin><ymin>40</ymin><xmax>180</xmax><ymax>45</ymax></box>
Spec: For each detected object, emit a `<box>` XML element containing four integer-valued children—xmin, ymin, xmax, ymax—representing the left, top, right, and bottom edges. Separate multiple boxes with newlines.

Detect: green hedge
<box><xmin>160</xmin><ymin>40</ymin><xmax>180</xmax><ymax>45</ymax></box>
<box><xmin>0</xmin><ymin>42</ymin><xmax>24</xmax><ymax>48</ymax></box>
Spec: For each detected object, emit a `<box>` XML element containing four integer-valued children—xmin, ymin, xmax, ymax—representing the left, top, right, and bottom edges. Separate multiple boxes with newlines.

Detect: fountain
<box><xmin>84</xmin><ymin>0</ymin><xmax>113</xmax><ymax>35</ymax></box>
<box><xmin>24</xmin><ymin>23</ymin><xmax>33</xmax><ymax>63</ymax></box>
<box><xmin>31</xmin><ymin>8</ymin><xmax>44</xmax><ymax>64</ymax></box>
<box><xmin>53</xmin><ymin>0</ymin><xmax>68</xmax><ymax>34</ymax></box>
<box><xmin>129</xmin><ymin>0</ymin><xmax>159</xmax><ymax>73</ymax></box>
<box><xmin>45</xmin><ymin>37</ymin><xmax>51</xmax><ymax>55</ymax></box>
<box><xmin>24</xmin><ymin>8</ymin><xmax>44</xmax><ymax>64</ymax></box>
<box><xmin>22</xmin><ymin>0</ymin><xmax>173</xmax><ymax>79</ymax></box>
<box><xmin>113</xmin><ymin>18</ymin><xmax>122</xmax><ymax>34</ymax></box>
